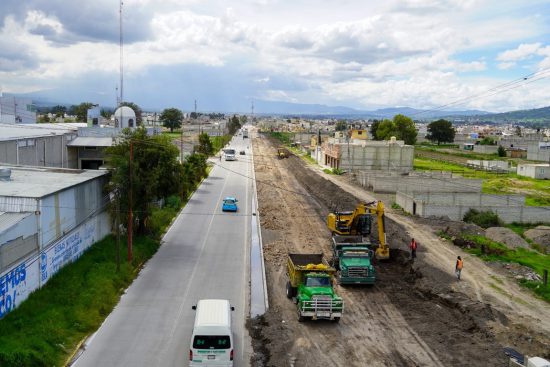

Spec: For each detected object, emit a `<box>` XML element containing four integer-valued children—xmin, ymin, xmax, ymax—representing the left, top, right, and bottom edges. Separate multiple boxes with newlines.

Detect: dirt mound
<box><xmin>415</xmin><ymin>216</ymin><xmax>485</xmax><ymax>238</ymax></box>
<box><xmin>524</xmin><ymin>226</ymin><xmax>550</xmax><ymax>251</ymax></box>
<box><xmin>485</xmin><ymin>227</ymin><xmax>530</xmax><ymax>250</ymax></box>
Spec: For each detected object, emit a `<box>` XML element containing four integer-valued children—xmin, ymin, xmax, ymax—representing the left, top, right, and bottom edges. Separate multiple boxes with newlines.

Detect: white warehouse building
<box><xmin>0</xmin><ymin>166</ymin><xmax>111</xmax><ymax>318</ymax></box>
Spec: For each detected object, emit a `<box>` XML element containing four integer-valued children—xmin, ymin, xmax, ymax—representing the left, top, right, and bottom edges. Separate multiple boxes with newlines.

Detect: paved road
<box><xmin>75</xmin><ymin>134</ymin><xmax>254</xmax><ymax>366</ymax></box>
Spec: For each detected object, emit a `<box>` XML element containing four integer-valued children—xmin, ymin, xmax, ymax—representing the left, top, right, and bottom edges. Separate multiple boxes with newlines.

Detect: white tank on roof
<box><xmin>114</xmin><ymin>106</ymin><xmax>137</xmax><ymax>129</ymax></box>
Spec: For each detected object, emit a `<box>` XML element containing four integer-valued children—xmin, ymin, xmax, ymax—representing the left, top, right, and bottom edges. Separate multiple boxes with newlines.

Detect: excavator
<box><xmin>327</xmin><ymin>201</ymin><xmax>389</xmax><ymax>260</ymax></box>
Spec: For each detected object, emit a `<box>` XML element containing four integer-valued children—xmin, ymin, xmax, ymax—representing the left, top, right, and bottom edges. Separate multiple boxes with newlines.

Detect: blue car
<box><xmin>222</xmin><ymin>197</ymin><xmax>238</xmax><ymax>212</ymax></box>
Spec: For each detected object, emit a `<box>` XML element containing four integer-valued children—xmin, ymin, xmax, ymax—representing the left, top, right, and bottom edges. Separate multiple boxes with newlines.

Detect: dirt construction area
<box><xmin>248</xmin><ymin>133</ymin><xmax>550</xmax><ymax>367</ymax></box>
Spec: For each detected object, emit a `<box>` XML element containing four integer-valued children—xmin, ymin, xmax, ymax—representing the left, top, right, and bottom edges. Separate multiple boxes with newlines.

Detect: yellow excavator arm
<box><xmin>374</xmin><ymin>201</ymin><xmax>389</xmax><ymax>260</ymax></box>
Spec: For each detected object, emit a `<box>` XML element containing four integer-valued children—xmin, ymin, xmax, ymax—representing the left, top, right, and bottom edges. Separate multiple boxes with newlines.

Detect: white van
<box><xmin>190</xmin><ymin>299</ymin><xmax>235</xmax><ymax>367</ymax></box>
<box><xmin>224</xmin><ymin>149</ymin><xmax>236</xmax><ymax>161</ymax></box>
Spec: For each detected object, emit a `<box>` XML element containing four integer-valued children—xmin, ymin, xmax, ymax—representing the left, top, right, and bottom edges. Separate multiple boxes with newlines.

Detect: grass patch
<box><xmin>267</xmin><ymin>131</ymin><xmax>294</xmax><ymax>145</ymax></box>
<box><xmin>161</xmin><ymin>130</ymin><xmax>183</xmax><ymax>139</ymax></box>
<box><xmin>323</xmin><ymin>168</ymin><xmax>332</xmax><ymax>174</ymax></box>
<box><xmin>391</xmin><ymin>202</ymin><xmax>402</xmax><ymax>210</ymax></box>
<box><xmin>436</xmin><ymin>230</ymin><xmax>452</xmax><ymax>240</ymax></box>
<box><xmin>0</xmin><ymin>235</ymin><xmax>159</xmax><ymax>366</ymax></box>
<box><xmin>463</xmin><ymin>234</ymin><xmax>550</xmax><ymax>302</ymax></box>
<box><xmin>303</xmin><ymin>154</ymin><xmax>316</xmax><ymax>165</ymax></box>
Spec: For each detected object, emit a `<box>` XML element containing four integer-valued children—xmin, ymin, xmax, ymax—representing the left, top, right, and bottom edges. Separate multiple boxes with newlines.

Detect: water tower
<box><xmin>114</xmin><ymin>106</ymin><xmax>136</xmax><ymax>129</ymax></box>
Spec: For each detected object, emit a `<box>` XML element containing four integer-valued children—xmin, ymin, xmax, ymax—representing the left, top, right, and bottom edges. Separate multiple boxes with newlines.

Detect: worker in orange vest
<box><xmin>409</xmin><ymin>238</ymin><xmax>417</xmax><ymax>260</ymax></box>
<box><xmin>455</xmin><ymin>256</ymin><xmax>463</xmax><ymax>280</ymax></box>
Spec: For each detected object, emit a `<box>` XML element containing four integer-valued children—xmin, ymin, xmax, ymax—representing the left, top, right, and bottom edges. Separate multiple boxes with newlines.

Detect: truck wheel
<box><xmin>298</xmin><ymin>315</ymin><xmax>306</xmax><ymax>322</ymax></box>
<box><xmin>333</xmin><ymin>317</ymin><xmax>340</xmax><ymax>323</ymax></box>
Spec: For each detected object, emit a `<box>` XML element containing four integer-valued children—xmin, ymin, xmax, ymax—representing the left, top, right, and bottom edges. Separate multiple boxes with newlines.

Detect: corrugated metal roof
<box><xmin>0</xmin><ymin>211</ymin><xmax>33</xmax><ymax>232</ymax></box>
<box><xmin>0</xmin><ymin>166</ymin><xmax>107</xmax><ymax>198</ymax></box>
<box><xmin>67</xmin><ymin>137</ymin><xmax>113</xmax><ymax>147</ymax></box>
<box><xmin>0</xmin><ymin>123</ymin><xmax>81</xmax><ymax>140</ymax></box>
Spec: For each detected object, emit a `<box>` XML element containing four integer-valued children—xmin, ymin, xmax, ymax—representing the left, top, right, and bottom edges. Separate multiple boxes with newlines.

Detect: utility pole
<box><xmin>119</xmin><ymin>0</ymin><xmax>124</xmax><ymax>106</ymax></box>
<box><xmin>128</xmin><ymin>140</ymin><xmax>133</xmax><ymax>262</ymax></box>
<box><xmin>116</xmin><ymin>191</ymin><xmax>121</xmax><ymax>272</ymax></box>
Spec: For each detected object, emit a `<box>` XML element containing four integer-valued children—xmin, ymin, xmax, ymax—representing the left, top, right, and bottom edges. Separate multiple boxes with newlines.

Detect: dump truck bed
<box><xmin>287</xmin><ymin>253</ymin><xmax>335</xmax><ymax>288</ymax></box>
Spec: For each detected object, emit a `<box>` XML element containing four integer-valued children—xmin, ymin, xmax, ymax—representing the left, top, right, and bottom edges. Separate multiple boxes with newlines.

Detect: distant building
<box><xmin>87</xmin><ymin>105</ymin><xmax>101</xmax><ymax>127</ymax></box>
<box><xmin>517</xmin><ymin>163</ymin><xmax>550</xmax><ymax>180</ymax></box>
<box><xmin>0</xmin><ymin>123</ymin><xmax>80</xmax><ymax>167</ymax></box>
<box><xmin>0</xmin><ymin>96</ymin><xmax>36</xmax><ymax>124</ymax></box>
<box><xmin>320</xmin><ymin>137</ymin><xmax>414</xmax><ymax>172</ymax></box>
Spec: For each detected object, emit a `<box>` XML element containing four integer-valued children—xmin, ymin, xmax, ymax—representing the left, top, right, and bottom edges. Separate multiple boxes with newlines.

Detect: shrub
<box><xmin>323</xmin><ymin>169</ymin><xmax>332</xmax><ymax>174</ymax></box>
<box><xmin>497</xmin><ymin>145</ymin><xmax>506</xmax><ymax>157</ymax></box>
<box><xmin>165</xmin><ymin>195</ymin><xmax>181</xmax><ymax>209</ymax></box>
<box><xmin>463</xmin><ymin>209</ymin><xmax>502</xmax><ymax>228</ymax></box>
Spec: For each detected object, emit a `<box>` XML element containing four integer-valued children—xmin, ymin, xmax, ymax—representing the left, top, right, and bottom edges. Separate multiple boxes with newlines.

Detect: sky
<box><xmin>0</xmin><ymin>0</ymin><xmax>549</xmax><ymax>113</ymax></box>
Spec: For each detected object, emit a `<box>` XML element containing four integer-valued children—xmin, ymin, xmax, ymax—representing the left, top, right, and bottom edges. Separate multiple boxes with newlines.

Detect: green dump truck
<box><xmin>331</xmin><ymin>235</ymin><xmax>376</xmax><ymax>285</ymax></box>
<box><xmin>286</xmin><ymin>253</ymin><xmax>344</xmax><ymax>322</ymax></box>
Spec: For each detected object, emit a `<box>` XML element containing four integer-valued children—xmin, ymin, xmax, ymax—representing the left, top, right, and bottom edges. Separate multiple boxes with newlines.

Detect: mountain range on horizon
<box><xmin>6</xmin><ymin>89</ymin><xmax>550</xmax><ymax>122</ymax></box>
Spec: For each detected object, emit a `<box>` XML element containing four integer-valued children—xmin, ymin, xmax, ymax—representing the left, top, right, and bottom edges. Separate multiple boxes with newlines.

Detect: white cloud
<box><xmin>497</xmin><ymin>43</ymin><xmax>542</xmax><ymax>62</ymax></box>
<box><xmin>0</xmin><ymin>0</ymin><xmax>549</xmax><ymax>112</ymax></box>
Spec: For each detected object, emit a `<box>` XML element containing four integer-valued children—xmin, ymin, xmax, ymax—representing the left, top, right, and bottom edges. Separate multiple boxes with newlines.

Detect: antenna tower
<box><xmin>119</xmin><ymin>0</ymin><xmax>124</xmax><ymax>106</ymax></box>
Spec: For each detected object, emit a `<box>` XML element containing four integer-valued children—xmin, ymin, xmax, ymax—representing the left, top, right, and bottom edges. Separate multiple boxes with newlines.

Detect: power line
<box><xmin>412</xmin><ymin>67</ymin><xmax>550</xmax><ymax>117</ymax></box>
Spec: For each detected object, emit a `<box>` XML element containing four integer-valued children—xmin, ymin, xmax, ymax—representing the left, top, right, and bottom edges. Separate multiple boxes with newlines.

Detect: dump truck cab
<box><xmin>286</xmin><ymin>253</ymin><xmax>344</xmax><ymax>322</ymax></box>
<box><xmin>337</xmin><ymin>246</ymin><xmax>375</xmax><ymax>285</ymax></box>
<box><xmin>331</xmin><ymin>235</ymin><xmax>376</xmax><ymax>285</ymax></box>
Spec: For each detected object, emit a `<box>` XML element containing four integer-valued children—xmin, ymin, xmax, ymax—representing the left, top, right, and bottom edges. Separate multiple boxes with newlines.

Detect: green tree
<box><xmin>120</xmin><ymin>102</ymin><xmax>143</xmax><ymax>126</ymax></box>
<box><xmin>426</xmin><ymin>119</ymin><xmax>455</xmax><ymax>145</ymax></box>
<box><xmin>375</xmin><ymin>119</ymin><xmax>395</xmax><ymax>140</ymax></box>
<box><xmin>370</xmin><ymin>120</ymin><xmax>381</xmax><ymax>140</ymax></box>
<box><xmin>240</xmin><ymin>115</ymin><xmax>248</xmax><ymax>124</ymax></box>
<box><xmin>69</xmin><ymin>102</ymin><xmax>94</xmax><ymax>122</ymax></box>
<box><xmin>497</xmin><ymin>145</ymin><xmax>506</xmax><ymax>157</ymax></box>
<box><xmin>101</xmin><ymin>109</ymin><xmax>113</xmax><ymax>119</ymax></box>
<box><xmin>160</xmin><ymin>108</ymin><xmax>183</xmax><ymax>132</ymax></box>
<box><xmin>105</xmin><ymin>128</ymin><xmax>183</xmax><ymax>234</ymax></box>
<box><xmin>480</xmin><ymin>137</ymin><xmax>496</xmax><ymax>145</ymax></box>
<box><xmin>393</xmin><ymin>114</ymin><xmax>417</xmax><ymax>145</ymax></box>
<box><xmin>335</xmin><ymin>120</ymin><xmax>347</xmax><ymax>131</ymax></box>
<box><xmin>375</xmin><ymin>115</ymin><xmax>417</xmax><ymax>145</ymax></box>
<box><xmin>227</xmin><ymin>115</ymin><xmax>241</xmax><ymax>134</ymax></box>
<box><xmin>51</xmin><ymin>105</ymin><xmax>67</xmax><ymax>118</ymax></box>
<box><xmin>197</xmin><ymin>133</ymin><xmax>213</xmax><ymax>155</ymax></box>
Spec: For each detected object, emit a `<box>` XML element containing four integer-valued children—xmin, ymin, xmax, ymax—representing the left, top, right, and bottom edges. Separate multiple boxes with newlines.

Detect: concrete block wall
<box><xmin>340</xmin><ymin>144</ymin><xmax>414</xmax><ymax>172</ymax></box>
<box><xmin>473</xmin><ymin>145</ymin><xmax>499</xmax><ymax>154</ymax></box>
<box><xmin>410</xmin><ymin>192</ymin><xmax>525</xmax><ymax>206</ymax></box>
<box><xmin>355</xmin><ymin>170</ymin><xmax>453</xmax><ymax>189</ymax></box>
<box><xmin>396</xmin><ymin>191</ymin><xmax>548</xmax><ymax>223</ymax></box>
<box><xmin>371</xmin><ymin>176</ymin><xmax>482</xmax><ymax>194</ymax></box>
<box><xmin>422</xmin><ymin>205</ymin><xmax>550</xmax><ymax>223</ymax></box>
<box><xmin>466</xmin><ymin>160</ymin><xmax>509</xmax><ymax>170</ymax></box>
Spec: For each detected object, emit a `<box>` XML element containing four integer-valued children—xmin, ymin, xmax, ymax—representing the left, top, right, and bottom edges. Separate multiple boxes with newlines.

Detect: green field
<box><xmin>463</xmin><ymin>235</ymin><xmax>550</xmax><ymax>302</ymax></box>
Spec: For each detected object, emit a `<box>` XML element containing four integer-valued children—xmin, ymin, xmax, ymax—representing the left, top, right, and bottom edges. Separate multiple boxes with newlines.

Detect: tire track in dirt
<box><xmin>250</xmin><ymin>135</ymin><xmax>500</xmax><ymax>366</ymax></box>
